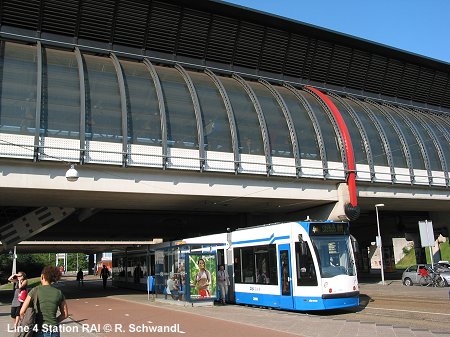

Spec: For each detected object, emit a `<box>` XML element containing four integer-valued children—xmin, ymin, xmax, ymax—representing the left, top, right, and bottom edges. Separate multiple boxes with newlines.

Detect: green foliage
<box><xmin>402</xmin><ymin>246</ymin><xmax>411</xmax><ymax>255</ymax></box>
<box><xmin>0</xmin><ymin>252</ymin><xmax>88</xmax><ymax>278</ymax></box>
<box><xmin>439</xmin><ymin>240</ymin><xmax>450</xmax><ymax>261</ymax></box>
<box><xmin>395</xmin><ymin>246</ymin><xmax>416</xmax><ymax>269</ymax></box>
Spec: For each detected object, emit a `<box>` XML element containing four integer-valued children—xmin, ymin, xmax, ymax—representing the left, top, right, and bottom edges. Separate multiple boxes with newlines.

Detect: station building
<box><xmin>0</xmin><ymin>0</ymin><xmax>449</xmax><ymax>272</ymax></box>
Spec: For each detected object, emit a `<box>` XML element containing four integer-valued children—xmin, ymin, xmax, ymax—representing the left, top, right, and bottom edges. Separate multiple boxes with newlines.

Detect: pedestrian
<box><xmin>8</xmin><ymin>271</ymin><xmax>28</xmax><ymax>327</ymax></box>
<box><xmin>19</xmin><ymin>266</ymin><xmax>69</xmax><ymax>337</ymax></box>
<box><xmin>100</xmin><ymin>265</ymin><xmax>110</xmax><ymax>289</ymax></box>
<box><xmin>217</xmin><ymin>265</ymin><xmax>230</xmax><ymax>304</ymax></box>
<box><xmin>76</xmin><ymin>268</ymin><xmax>84</xmax><ymax>287</ymax></box>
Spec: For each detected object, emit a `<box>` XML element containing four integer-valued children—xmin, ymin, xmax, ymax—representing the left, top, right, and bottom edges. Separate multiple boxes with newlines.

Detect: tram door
<box><xmin>278</xmin><ymin>244</ymin><xmax>294</xmax><ymax>309</ymax></box>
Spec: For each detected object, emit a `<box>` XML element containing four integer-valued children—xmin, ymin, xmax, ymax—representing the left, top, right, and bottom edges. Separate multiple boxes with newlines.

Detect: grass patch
<box><xmin>0</xmin><ymin>277</ymin><xmax>41</xmax><ymax>290</ymax></box>
<box><xmin>396</xmin><ymin>239</ymin><xmax>450</xmax><ymax>268</ymax></box>
<box><xmin>439</xmin><ymin>240</ymin><xmax>450</xmax><ymax>261</ymax></box>
<box><xmin>396</xmin><ymin>247</ymin><xmax>416</xmax><ymax>269</ymax></box>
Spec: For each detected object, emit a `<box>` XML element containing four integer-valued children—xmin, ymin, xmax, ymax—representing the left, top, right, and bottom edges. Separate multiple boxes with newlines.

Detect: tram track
<box><xmin>314</xmin><ymin>293</ymin><xmax>450</xmax><ymax>334</ymax></box>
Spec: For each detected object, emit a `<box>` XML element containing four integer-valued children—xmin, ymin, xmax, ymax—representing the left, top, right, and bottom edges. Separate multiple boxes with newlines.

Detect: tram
<box><xmin>184</xmin><ymin>220</ymin><xmax>359</xmax><ymax>310</ymax></box>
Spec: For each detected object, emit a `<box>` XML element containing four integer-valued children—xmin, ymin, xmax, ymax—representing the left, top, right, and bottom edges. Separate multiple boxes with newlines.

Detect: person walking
<box><xmin>19</xmin><ymin>266</ymin><xmax>68</xmax><ymax>337</ymax></box>
<box><xmin>76</xmin><ymin>268</ymin><xmax>84</xmax><ymax>287</ymax></box>
<box><xmin>217</xmin><ymin>265</ymin><xmax>230</xmax><ymax>304</ymax></box>
<box><xmin>8</xmin><ymin>271</ymin><xmax>28</xmax><ymax>327</ymax></box>
<box><xmin>100</xmin><ymin>265</ymin><xmax>110</xmax><ymax>289</ymax></box>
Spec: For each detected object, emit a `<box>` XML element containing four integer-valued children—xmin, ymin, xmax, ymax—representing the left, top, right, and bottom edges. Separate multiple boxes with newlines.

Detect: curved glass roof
<box><xmin>0</xmin><ymin>40</ymin><xmax>448</xmax><ymax>185</ymax></box>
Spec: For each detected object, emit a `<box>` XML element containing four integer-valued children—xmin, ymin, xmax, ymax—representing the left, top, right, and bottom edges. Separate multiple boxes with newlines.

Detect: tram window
<box><xmin>233</xmin><ymin>245</ymin><xmax>278</xmax><ymax>285</ymax></box>
<box><xmin>241</xmin><ymin>248</ymin><xmax>255</xmax><ymax>283</ymax></box>
<box><xmin>233</xmin><ymin>248</ymin><xmax>242</xmax><ymax>283</ymax></box>
<box><xmin>295</xmin><ymin>242</ymin><xmax>318</xmax><ymax>286</ymax></box>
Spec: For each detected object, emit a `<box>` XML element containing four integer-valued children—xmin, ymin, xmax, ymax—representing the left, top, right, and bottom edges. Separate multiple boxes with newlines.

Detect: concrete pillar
<box><xmin>88</xmin><ymin>254</ymin><xmax>95</xmax><ymax>275</ymax></box>
<box><xmin>406</xmin><ymin>232</ymin><xmax>426</xmax><ymax>264</ymax></box>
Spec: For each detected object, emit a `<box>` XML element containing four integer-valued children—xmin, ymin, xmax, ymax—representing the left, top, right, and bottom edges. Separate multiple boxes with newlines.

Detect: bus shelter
<box><xmin>151</xmin><ymin>241</ymin><xmax>221</xmax><ymax>304</ymax></box>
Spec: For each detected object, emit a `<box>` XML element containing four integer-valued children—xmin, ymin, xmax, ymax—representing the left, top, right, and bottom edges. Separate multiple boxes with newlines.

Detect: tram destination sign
<box><xmin>309</xmin><ymin>222</ymin><xmax>349</xmax><ymax>236</ymax></box>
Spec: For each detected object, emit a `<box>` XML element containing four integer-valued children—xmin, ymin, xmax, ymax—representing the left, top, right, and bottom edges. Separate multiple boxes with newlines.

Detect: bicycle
<box><xmin>419</xmin><ymin>271</ymin><xmax>446</xmax><ymax>287</ymax></box>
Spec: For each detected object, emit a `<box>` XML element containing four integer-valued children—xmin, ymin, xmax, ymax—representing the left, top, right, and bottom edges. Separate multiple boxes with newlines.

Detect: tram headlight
<box><xmin>328</xmin><ymin>288</ymin><xmax>333</xmax><ymax>293</ymax></box>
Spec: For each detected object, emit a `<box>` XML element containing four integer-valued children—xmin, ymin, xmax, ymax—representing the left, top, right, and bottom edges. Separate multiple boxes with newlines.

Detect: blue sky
<box><xmin>223</xmin><ymin>0</ymin><xmax>450</xmax><ymax>64</ymax></box>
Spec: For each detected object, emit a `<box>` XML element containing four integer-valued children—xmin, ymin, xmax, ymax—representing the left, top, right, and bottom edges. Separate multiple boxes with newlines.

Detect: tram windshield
<box><xmin>311</xmin><ymin>235</ymin><xmax>356</xmax><ymax>278</ymax></box>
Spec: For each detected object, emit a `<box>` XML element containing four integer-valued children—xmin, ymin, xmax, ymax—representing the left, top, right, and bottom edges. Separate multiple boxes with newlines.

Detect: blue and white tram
<box><xmin>185</xmin><ymin>220</ymin><xmax>359</xmax><ymax>311</ymax></box>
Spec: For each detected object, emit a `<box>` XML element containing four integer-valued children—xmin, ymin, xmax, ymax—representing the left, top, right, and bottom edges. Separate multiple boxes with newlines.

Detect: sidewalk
<box><xmin>0</xmin><ymin>276</ymin><xmax>449</xmax><ymax>337</ymax></box>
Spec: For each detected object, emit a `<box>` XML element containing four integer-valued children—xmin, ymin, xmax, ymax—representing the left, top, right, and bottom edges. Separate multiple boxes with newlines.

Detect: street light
<box><xmin>375</xmin><ymin>203</ymin><xmax>385</xmax><ymax>285</ymax></box>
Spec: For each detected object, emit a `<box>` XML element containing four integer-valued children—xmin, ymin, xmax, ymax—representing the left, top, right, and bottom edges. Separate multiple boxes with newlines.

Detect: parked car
<box><xmin>437</xmin><ymin>261</ymin><xmax>450</xmax><ymax>269</ymax></box>
<box><xmin>402</xmin><ymin>264</ymin><xmax>450</xmax><ymax>286</ymax></box>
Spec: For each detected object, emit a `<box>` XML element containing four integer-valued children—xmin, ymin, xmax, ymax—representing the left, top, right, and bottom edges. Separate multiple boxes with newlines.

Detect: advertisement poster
<box><xmin>188</xmin><ymin>254</ymin><xmax>217</xmax><ymax>301</ymax></box>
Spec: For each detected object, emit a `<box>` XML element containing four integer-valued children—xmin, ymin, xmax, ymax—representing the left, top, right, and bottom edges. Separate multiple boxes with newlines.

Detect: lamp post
<box><xmin>11</xmin><ymin>246</ymin><xmax>17</xmax><ymax>276</ymax></box>
<box><xmin>375</xmin><ymin>203</ymin><xmax>385</xmax><ymax>285</ymax></box>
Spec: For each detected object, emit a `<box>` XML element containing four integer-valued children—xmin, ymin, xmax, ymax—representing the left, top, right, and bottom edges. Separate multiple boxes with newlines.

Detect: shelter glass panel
<box><xmin>276</xmin><ymin>86</ymin><xmax>320</xmax><ymax>160</ymax></box>
<box><xmin>220</xmin><ymin>77</ymin><xmax>264</xmax><ymax>155</ymax></box>
<box><xmin>0</xmin><ymin>42</ymin><xmax>37</xmax><ymax>135</ymax></box>
<box><xmin>396</xmin><ymin>108</ymin><xmax>442</xmax><ymax>171</ymax></box>
<box><xmin>382</xmin><ymin>105</ymin><xmax>425</xmax><ymax>170</ymax></box>
<box><xmin>248</xmin><ymin>82</ymin><xmax>292</xmax><ymax>158</ymax></box>
<box><xmin>362</xmin><ymin>102</ymin><xmax>407</xmax><ymax>168</ymax></box>
<box><xmin>329</xmin><ymin>96</ymin><xmax>368</xmax><ymax>165</ymax></box>
<box><xmin>83</xmin><ymin>54</ymin><xmax>122</xmax><ymax>142</ymax></box>
<box><xmin>120</xmin><ymin>60</ymin><xmax>161</xmax><ymax>145</ymax></box>
<box><xmin>156</xmin><ymin>66</ymin><xmax>197</xmax><ymax>149</ymax></box>
<box><xmin>42</xmin><ymin>47</ymin><xmax>80</xmax><ymax>138</ymax></box>
<box><xmin>301</xmin><ymin>91</ymin><xmax>341</xmax><ymax>162</ymax></box>
<box><xmin>188</xmin><ymin>71</ymin><xmax>232</xmax><ymax>152</ymax></box>
<box><xmin>344</xmin><ymin>98</ymin><xmax>387</xmax><ymax>166</ymax></box>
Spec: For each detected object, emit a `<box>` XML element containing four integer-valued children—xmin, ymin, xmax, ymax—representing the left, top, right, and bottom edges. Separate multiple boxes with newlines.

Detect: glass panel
<box><xmin>248</xmin><ymin>82</ymin><xmax>292</xmax><ymax>158</ymax></box>
<box><xmin>420</xmin><ymin>114</ymin><xmax>450</xmax><ymax>169</ymax></box>
<box><xmin>301</xmin><ymin>91</ymin><xmax>341</xmax><ymax>162</ymax></box>
<box><xmin>382</xmin><ymin>105</ymin><xmax>424</xmax><ymax>169</ymax></box>
<box><xmin>42</xmin><ymin>47</ymin><xmax>80</xmax><ymax>138</ymax></box>
<box><xmin>220</xmin><ymin>77</ymin><xmax>264</xmax><ymax>155</ymax></box>
<box><xmin>241</xmin><ymin>247</ymin><xmax>255</xmax><ymax>283</ymax></box>
<box><xmin>280</xmin><ymin>250</ymin><xmax>291</xmax><ymax>295</ymax></box>
<box><xmin>362</xmin><ymin>102</ymin><xmax>407</xmax><ymax>168</ymax></box>
<box><xmin>188</xmin><ymin>71</ymin><xmax>232</xmax><ymax>152</ymax></box>
<box><xmin>344</xmin><ymin>98</ymin><xmax>387</xmax><ymax>166</ymax></box>
<box><xmin>311</xmin><ymin>235</ymin><xmax>356</xmax><ymax>278</ymax></box>
<box><xmin>233</xmin><ymin>248</ymin><xmax>242</xmax><ymax>283</ymax></box>
<box><xmin>84</xmin><ymin>54</ymin><xmax>122</xmax><ymax>142</ymax></box>
<box><xmin>277</xmin><ymin>87</ymin><xmax>320</xmax><ymax>160</ymax></box>
<box><xmin>156</xmin><ymin>66</ymin><xmax>197</xmax><ymax>149</ymax></box>
<box><xmin>120</xmin><ymin>60</ymin><xmax>161</xmax><ymax>145</ymax></box>
<box><xmin>397</xmin><ymin>109</ymin><xmax>442</xmax><ymax>171</ymax></box>
<box><xmin>255</xmin><ymin>245</ymin><xmax>277</xmax><ymax>285</ymax></box>
<box><xmin>295</xmin><ymin>241</ymin><xmax>318</xmax><ymax>286</ymax></box>
<box><xmin>329</xmin><ymin>97</ymin><xmax>368</xmax><ymax>165</ymax></box>
<box><xmin>0</xmin><ymin>42</ymin><xmax>37</xmax><ymax>135</ymax></box>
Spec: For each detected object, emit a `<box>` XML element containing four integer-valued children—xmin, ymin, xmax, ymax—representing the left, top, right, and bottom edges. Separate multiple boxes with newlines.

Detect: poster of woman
<box><xmin>188</xmin><ymin>254</ymin><xmax>217</xmax><ymax>301</ymax></box>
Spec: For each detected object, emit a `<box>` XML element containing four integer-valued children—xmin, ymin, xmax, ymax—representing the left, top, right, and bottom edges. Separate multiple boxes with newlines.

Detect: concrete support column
<box><xmin>406</xmin><ymin>233</ymin><xmax>426</xmax><ymax>264</ymax></box>
<box><xmin>88</xmin><ymin>254</ymin><xmax>95</xmax><ymax>275</ymax></box>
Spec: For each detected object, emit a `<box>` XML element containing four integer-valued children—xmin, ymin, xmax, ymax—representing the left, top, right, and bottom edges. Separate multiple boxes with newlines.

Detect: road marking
<box><xmin>124</xmin><ymin>314</ymin><xmax>129</xmax><ymax>316</ymax></box>
<box><xmin>367</xmin><ymin>306</ymin><xmax>450</xmax><ymax>316</ymax></box>
<box><xmin>108</xmin><ymin>308</ymin><xmax>112</xmax><ymax>311</ymax></box>
<box><xmin>95</xmin><ymin>305</ymin><xmax>99</xmax><ymax>307</ymax></box>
